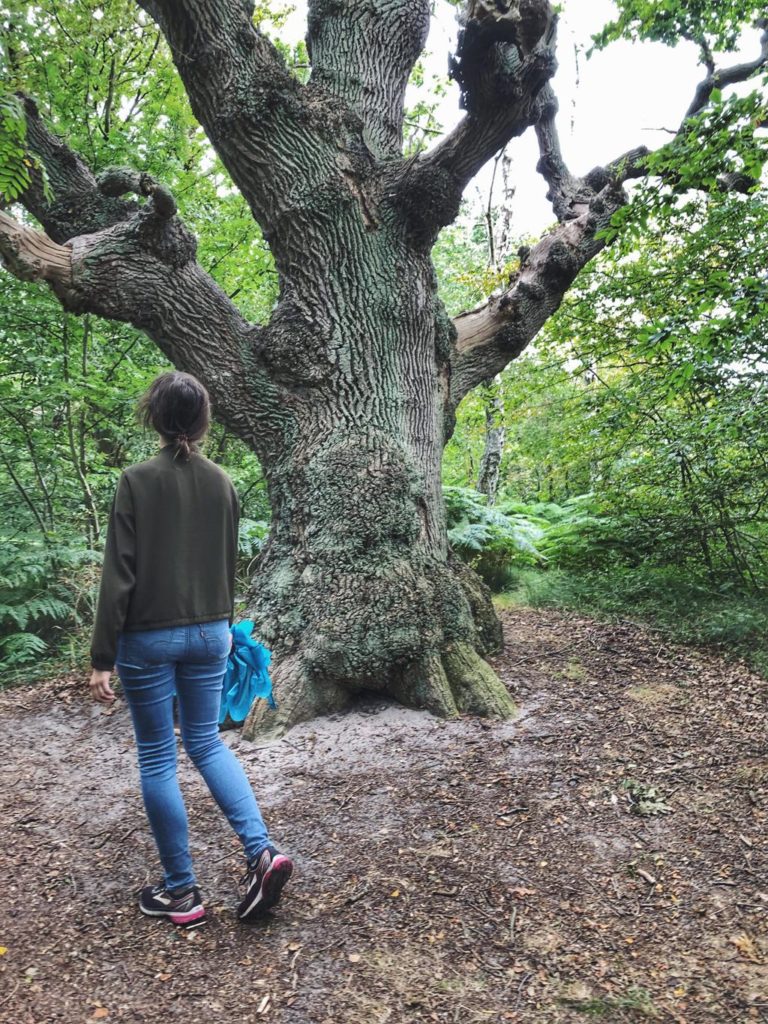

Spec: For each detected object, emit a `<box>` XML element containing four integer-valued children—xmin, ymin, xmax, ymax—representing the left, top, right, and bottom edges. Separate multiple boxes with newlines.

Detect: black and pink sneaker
<box><xmin>238</xmin><ymin>846</ymin><xmax>294</xmax><ymax>921</ymax></box>
<box><xmin>139</xmin><ymin>883</ymin><xmax>206</xmax><ymax>929</ymax></box>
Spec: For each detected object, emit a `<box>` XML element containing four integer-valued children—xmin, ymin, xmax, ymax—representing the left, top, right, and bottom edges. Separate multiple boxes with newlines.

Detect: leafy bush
<box><xmin>0</xmin><ymin>537</ymin><xmax>99</xmax><ymax>682</ymax></box>
<box><xmin>446</xmin><ymin>488</ymin><xmax>647</xmax><ymax>589</ymax></box>
<box><xmin>444</xmin><ymin>486</ymin><xmax>544</xmax><ymax>590</ymax></box>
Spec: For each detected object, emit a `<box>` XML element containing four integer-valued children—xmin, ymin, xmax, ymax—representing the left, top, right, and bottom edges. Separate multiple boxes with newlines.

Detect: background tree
<box><xmin>0</xmin><ymin>1</ymin><xmax>766</xmax><ymax>736</ymax></box>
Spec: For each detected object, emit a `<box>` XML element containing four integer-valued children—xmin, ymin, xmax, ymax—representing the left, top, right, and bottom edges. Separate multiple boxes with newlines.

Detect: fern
<box><xmin>444</xmin><ymin>486</ymin><xmax>546</xmax><ymax>589</ymax></box>
<box><xmin>0</xmin><ymin>631</ymin><xmax>48</xmax><ymax>668</ymax></box>
<box><xmin>0</xmin><ymin>535</ymin><xmax>95</xmax><ymax>676</ymax></box>
<box><xmin>238</xmin><ymin>517</ymin><xmax>270</xmax><ymax>558</ymax></box>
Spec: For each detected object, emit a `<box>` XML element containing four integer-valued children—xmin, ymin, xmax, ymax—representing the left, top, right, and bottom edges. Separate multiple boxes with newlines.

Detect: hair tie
<box><xmin>177</xmin><ymin>432</ymin><xmax>189</xmax><ymax>443</ymax></box>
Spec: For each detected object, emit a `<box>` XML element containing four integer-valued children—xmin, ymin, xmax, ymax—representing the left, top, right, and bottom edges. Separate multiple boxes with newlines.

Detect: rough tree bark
<box><xmin>477</xmin><ymin>380</ymin><xmax>506</xmax><ymax>507</ymax></box>
<box><xmin>1</xmin><ymin>2</ymin><xmax>766</xmax><ymax>738</ymax></box>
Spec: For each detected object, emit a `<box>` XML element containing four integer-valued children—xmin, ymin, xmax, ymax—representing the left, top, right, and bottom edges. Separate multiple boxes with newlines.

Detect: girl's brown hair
<box><xmin>137</xmin><ymin>371</ymin><xmax>210</xmax><ymax>461</ymax></box>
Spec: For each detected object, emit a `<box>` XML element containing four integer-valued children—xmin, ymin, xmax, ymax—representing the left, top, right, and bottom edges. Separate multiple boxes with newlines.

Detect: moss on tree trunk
<box><xmin>242</xmin><ymin>220</ymin><xmax>515</xmax><ymax>738</ymax></box>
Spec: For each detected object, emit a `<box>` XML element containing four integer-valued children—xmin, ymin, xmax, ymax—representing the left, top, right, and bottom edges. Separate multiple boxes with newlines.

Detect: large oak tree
<box><xmin>1</xmin><ymin>1</ymin><xmax>766</xmax><ymax>737</ymax></box>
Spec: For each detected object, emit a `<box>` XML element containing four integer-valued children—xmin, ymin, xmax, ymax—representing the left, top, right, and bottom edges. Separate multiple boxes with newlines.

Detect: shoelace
<box><xmin>153</xmin><ymin>883</ymin><xmax>194</xmax><ymax>902</ymax></box>
<box><xmin>240</xmin><ymin>852</ymin><xmax>269</xmax><ymax>886</ymax></box>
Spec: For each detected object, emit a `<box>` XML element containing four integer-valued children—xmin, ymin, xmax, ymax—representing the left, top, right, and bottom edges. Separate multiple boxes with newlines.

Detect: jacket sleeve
<box><xmin>90</xmin><ymin>472</ymin><xmax>136</xmax><ymax>671</ymax></box>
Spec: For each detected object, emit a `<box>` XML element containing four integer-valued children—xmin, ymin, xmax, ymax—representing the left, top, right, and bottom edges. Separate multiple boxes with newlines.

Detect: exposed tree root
<box><xmin>443</xmin><ymin>642</ymin><xmax>516</xmax><ymax>718</ymax></box>
<box><xmin>242</xmin><ymin>655</ymin><xmax>352</xmax><ymax>742</ymax></box>
<box><xmin>244</xmin><ymin>643</ymin><xmax>516</xmax><ymax>742</ymax></box>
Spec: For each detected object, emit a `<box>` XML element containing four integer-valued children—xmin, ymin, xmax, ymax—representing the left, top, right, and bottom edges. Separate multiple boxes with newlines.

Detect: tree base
<box><xmin>392</xmin><ymin>642</ymin><xmax>515</xmax><ymax>719</ymax></box>
<box><xmin>242</xmin><ymin>654</ymin><xmax>352</xmax><ymax>742</ymax></box>
<box><xmin>241</xmin><ymin>643</ymin><xmax>515</xmax><ymax>741</ymax></box>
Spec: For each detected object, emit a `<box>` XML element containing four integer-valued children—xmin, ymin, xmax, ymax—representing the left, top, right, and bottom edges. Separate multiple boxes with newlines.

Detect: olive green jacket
<box><xmin>90</xmin><ymin>445</ymin><xmax>239</xmax><ymax>671</ymax></box>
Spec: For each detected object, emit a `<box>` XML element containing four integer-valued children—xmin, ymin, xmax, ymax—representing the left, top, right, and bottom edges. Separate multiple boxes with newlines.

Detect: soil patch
<box><xmin>1</xmin><ymin>607</ymin><xmax>766</xmax><ymax>1023</ymax></box>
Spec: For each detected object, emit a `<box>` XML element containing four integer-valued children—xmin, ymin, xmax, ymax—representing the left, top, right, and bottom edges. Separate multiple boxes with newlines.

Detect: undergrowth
<box><xmin>498</xmin><ymin>566</ymin><xmax>768</xmax><ymax>677</ymax></box>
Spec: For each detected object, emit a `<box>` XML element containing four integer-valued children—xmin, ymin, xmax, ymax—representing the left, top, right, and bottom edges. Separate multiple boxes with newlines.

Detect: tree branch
<box><xmin>449</xmin><ymin>192</ymin><xmax>618</xmax><ymax>402</ymax></box>
<box><xmin>0</xmin><ymin>206</ymin><xmax>285</xmax><ymax>452</ymax></box>
<box><xmin>0</xmin><ymin>210</ymin><xmax>73</xmax><ymax>287</ymax></box>
<box><xmin>4</xmin><ymin>102</ymin><xmax>289</xmax><ymax>456</ymax></box>
<box><xmin>440</xmin><ymin>0</ymin><xmax>558</xmax><ymax>181</ymax></box>
<box><xmin>396</xmin><ymin>0</ymin><xmax>558</xmax><ymax>243</ymax></box>
<box><xmin>132</xmin><ymin>0</ymin><xmax>338</xmax><ymax>241</ymax></box>
<box><xmin>685</xmin><ymin>18</ymin><xmax>768</xmax><ymax>119</ymax></box>
<box><xmin>306</xmin><ymin>0</ymin><xmax>431</xmax><ymax>159</ymax></box>
<box><xmin>448</xmin><ymin>17</ymin><xmax>768</xmax><ymax>402</ymax></box>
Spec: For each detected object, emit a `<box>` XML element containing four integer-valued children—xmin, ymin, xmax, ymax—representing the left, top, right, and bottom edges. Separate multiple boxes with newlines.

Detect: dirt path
<box><xmin>1</xmin><ymin>607</ymin><xmax>766</xmax><ymax>1023</ymax></box>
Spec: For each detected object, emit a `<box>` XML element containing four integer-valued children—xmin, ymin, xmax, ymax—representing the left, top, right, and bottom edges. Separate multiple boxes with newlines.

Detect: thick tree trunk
<box><xmin>242</xmin><ymin>214</ymin><xmax>514</xmax><ymax>738</ymax></box>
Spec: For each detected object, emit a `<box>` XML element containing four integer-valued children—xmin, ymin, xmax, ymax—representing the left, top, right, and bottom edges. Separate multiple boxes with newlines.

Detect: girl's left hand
<box><xmin>89</xmin><ymin>669</ymin><xmax>116</xmax><ymax>704</ymax></box>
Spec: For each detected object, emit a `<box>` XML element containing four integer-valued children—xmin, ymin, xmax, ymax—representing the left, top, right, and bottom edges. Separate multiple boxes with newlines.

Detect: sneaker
<box><xmin>139</xmin><ymin>883</ymin><xmax>206</xmax><ymax>928</ymax></box>
<box><xmin>238</xmin><ymin>846</ymin><xmax>293</xmax><ymax>921</ymax></box>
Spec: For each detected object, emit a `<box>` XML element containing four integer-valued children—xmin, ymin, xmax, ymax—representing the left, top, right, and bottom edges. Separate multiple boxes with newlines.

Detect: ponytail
<box><xmin>137</xmin><ymin>372</ymin><xmax>211</xmax><ymax>461</ymax></box>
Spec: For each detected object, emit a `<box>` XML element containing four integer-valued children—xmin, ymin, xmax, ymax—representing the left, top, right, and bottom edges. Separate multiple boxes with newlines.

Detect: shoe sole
<box><xmin>140</xmin><ymin>903</ymin><xmax>207</xmax><ymax>928</ymax></box>
<box><xmin>238</xmin><ymin>855</ymin><xmax>293</xmax><ymax>921</ymax></box>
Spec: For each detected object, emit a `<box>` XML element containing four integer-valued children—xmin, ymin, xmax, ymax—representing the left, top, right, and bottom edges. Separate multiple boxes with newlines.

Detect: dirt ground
<box><xmin>1</xmin><ymin>606</ymin><xmax>767</xmax><ymax>1024</ymax></box>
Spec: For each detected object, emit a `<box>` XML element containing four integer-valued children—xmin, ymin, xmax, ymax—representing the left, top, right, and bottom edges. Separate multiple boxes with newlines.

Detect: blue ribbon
<box><xmin>219</xmin><ymin>619</ymin><xmax>277</xmax><ymax>724</ymax></box>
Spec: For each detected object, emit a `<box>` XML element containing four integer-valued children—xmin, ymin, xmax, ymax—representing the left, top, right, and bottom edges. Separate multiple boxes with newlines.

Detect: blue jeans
<box><xmin>116</xmin><ymin>619</ymin><xmax>270</xmax><ymax>893</ymax></box>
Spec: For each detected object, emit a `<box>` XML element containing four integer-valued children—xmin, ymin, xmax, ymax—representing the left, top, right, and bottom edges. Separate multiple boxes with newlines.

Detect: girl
<box><xmin>88</xmin><ymin>370</ymin><xmax>292</xmax><ymax>928</ymax></box>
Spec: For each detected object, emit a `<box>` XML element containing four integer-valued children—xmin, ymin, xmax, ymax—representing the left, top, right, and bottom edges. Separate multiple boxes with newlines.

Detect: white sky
<box><xmin>270</xmin><ymin>0</ymin><xmax>756</xmax><ymax>236</ymax></box>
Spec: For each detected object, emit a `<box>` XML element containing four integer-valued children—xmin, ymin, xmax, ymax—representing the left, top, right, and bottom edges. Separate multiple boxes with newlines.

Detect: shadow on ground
<box><xmin>1</xmin><ymin>608</ymin><xmax>767</xmax><ymax>1023</ymax></box>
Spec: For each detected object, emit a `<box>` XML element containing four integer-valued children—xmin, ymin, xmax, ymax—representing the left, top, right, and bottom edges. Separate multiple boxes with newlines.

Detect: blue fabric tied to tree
<box><xmin>219</xmin><ymin>620</ymin><xmax>277</xmax><ymax>724</ymax></box>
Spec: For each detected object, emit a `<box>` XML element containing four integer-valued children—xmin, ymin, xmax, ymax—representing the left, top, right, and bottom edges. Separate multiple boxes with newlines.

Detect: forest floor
<box><xmin>1</xmin><ymin>607</ymin><xmax>767</xmax><ymax>1024</ymax></box>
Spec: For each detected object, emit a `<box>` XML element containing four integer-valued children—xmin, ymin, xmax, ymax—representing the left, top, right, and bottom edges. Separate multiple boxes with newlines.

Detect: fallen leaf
<box><xmin>0</xmin><ymin>947</ymin><xmax>7</xmax><ymax>956</ymax></box>
<box><xmin>729</xmin><ymin>934</ymin><xmax>762</xmax><ymax>963</ymax></box>
<box><xmin>389</xmin><ymin>889</ymin><xmax>400</xmax><ymax>898</ymax></box>
<box><xmin>348</xmin><ymin>954</ymin><xmax>361</xmax><ymax>963</ymax></box>
<box><xmin>92</xmin><ymin>1010</ymin><xmax>109</xmax><ymax>1020</ymax></box>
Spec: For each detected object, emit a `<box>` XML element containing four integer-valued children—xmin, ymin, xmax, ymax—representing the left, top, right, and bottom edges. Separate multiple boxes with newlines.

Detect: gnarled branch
<box><xmin>3</xmin><ymin>103</ymin><xmax>288</xmax><ymax>457</ymax></box>
<box><xmin>685</xmin><ymin>18</ymin><xmax>768</xmax><ymax>118</ymax></box>
<box><xmin>449</xmin><ymin>16</ymin><xmax>768</xmax><ymax>404</ymax></box>
<box><xmin>449</xmin><ymin>193</ymin><xmax>618</xmax><ymax>403</ymax></box>
<box><xmin>396</xmin><ymin>0</ymin><xmax>558</xmax><ymax>243</ymax></box>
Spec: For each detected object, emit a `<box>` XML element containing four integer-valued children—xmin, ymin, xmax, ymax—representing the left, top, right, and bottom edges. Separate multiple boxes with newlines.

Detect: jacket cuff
<box><xmin>91</xmin><ymin>657</ymin><xmax>115</xmax><ymax>672</ymax></box>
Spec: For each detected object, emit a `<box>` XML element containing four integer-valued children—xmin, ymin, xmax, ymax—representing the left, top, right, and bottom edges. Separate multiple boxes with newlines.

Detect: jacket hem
<box><xmin>121</xmin><ymin>611</ymin><xmax>234</xmax><ymax>632</ymax></box>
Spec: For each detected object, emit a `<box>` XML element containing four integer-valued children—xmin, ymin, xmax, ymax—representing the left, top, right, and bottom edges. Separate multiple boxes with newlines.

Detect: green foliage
<box><xmin>403</xmin><ymin>58</ymin><xmax>449</xmax><ymax>157</ymax></box>
<box><xmin>0</xmin><ymin>92</ymin><xmax>31</xmax><ymax>201</ymax></box>
<box><xmin>561</xmin><ymin>985</ymin><xmax>658</xmax><ymax>1019</ymax></box>
<box><xmin>480</xmin><ymin>188</ymin><xmax>768</xmax><ymax>590</ymax></box>
<box><xmin>0</xmin><ymin>631</ymin><xmax>48</xmax><ymax>670</ymax></box>
<box><xmin>0</xmin><ymin>537</ymin><xmax>99</xmax><ymax>681</ymax></box>
<box><xmin>0</xmin><ymin>92</ymin><xmax>50</xmax><ymax>202</ymax></box>
<box><xmin>445</xmin><ymin>486</ymin><xmax>544</xmax><ymax>590</ymax></box>
<box><xmin>238</xmin><ymin>518</ymin><xmax>271</xmax><ymax>559</ymax></box>
<box><xmin>621</xmin><ymin>779</ymin><xmax>672</xmax><ymax>816</ymax></box>
<box><xmin>601</xmin><ymin>90</ymin><xmax>768</xmax><ymax>247</ymax></box>
<box><xmin>592</xmin><ymin>0</ymin><xmax>764</xmax><ymax>52</ymax></box>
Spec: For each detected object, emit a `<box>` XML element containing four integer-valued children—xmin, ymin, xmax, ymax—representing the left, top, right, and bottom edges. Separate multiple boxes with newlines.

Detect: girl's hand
<box><xmin>89</xmin><ymin>669</ymin><xmax>116</xmax><ymax>704</ymax></box>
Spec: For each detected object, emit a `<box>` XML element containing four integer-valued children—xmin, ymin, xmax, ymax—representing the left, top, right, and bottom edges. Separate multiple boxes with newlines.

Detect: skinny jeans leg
<box><xmin>116</xmin><ymin>653</ymin><xmax>194</xmax><ymax>892</ymax></box>
<box><xmin>176</xmin><ymin>645</ymin><xmax>270</xmax><ymax>862</ymax></box>
<box><xmin>117</xmin><ymin>622</ymin><xmax>271</xmax><ymax>892</ymax></box>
